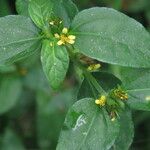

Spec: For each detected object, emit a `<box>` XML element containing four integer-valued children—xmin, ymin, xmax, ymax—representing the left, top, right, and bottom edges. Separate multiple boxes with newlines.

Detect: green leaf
<box><xmin>57</xmin><ymin>98</ymin><xmax>120</xmax><ymax>150</ymax></box>
<box><xmin>71</xmin><ymin>7</ymin><xmax>150</xmax><ymax>68</ymax></box>
<box><xmin>28</xmin><ymin>0</ymin><xmax>53</xmax><ymax>29</ymax></box>
<box><xmin>51</xmin><ymin>0</ymin><xmax>78</xmax><ymax>27</ymax></box>
<box><xmin>120</xmin><ymin>68</ymin><xmax>150</xmax><ymax>111</ymax></box>
<box><xmin>78</xmin><ymin>72</ymin><xmax>121</xmax><ymax>99</ymax></box>
<box><xmin>0</xmin><ymin>15</ymin><xmax>41</xmax><ymax>65</ymax></box>
<box><xmin>0</xmin><ymin>75</ymin><xmax>22</xmax><ymax>114</ymax></box>
<box><xmin>41</xmin><ymin>40</ymin><xmax>69</xmax><ymax>89</ymax></box>
<box><xmin>16</xmin><ymin>0</ymin><xmax>29</xmax><ymax>16</ymax></box>
<box><xmin>112</xmin><ymin>108</ymin><xmax>134</xmax><ymax>150</ymax></box>
<box><xmin>1</xmin><ymin>128</ymin><xmax>25</xmax><ymax>150</ymax></box>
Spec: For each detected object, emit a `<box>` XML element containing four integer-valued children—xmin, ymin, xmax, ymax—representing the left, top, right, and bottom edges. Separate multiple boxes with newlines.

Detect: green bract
<box><xmin>71</xmin><ymin>7</ymin><xmax>150</xmax><ymax>68</ymax></box>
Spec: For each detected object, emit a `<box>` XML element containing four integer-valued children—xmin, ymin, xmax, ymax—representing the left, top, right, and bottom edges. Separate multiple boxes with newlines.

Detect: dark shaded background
<box><xmin>0</xmin><ymin>0</ymin><xmax>150</xmax><ymax>150</ymax></box>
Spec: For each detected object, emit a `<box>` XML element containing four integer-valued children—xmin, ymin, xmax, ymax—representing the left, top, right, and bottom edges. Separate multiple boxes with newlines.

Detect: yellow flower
<box><xmin>54</xmin><ymin>27</ymin><xmax>76</xmax><ymax>46</ymax></box>
<box><xmin>113</xmin><ymin>87</ymin><xmax>128</xmax><ymax>100</ymax></box>
<box><xmin>95</xmin><ymin>95</ymin><xmax>106</xmax><ymax>106</ymax></box>
<box><xmin>87</xmin><ymin>64</ymin><xmax>101</xmax><ymax>71</ymax></box>
<box><xmin>62</xmin><ymin>27</ymin><xmax>68</xmax><ymax>34</ymax></box>
<box><xmin>118</xmin><ymin>92</ymin><xmax>128</xmax><ymax>100</ymax></box>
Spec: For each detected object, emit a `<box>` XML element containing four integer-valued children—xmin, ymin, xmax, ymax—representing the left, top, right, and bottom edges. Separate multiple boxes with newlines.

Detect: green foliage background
<box><xmin>0</xmin><ymin>0</ymin><xmax>150</xmax><ymax>150</ymax></box>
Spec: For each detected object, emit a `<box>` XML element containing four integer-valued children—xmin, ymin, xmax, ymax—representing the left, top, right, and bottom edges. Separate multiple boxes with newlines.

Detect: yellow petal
<box><xmin>68</xmin><ymin>35</ymin><xmax>76</xmax><ymax>40</ymax></box>
<box><xmin>57</xmin><ymin>40</ymin><xmax>64</xmax><ymax>46</ymax></box>
<box><xmin>100</xmin><ymin>95</ymin><xmax>106</xmax><ymax>101</ymax></box>
<box><xmin>54</xmin><ymin>33</ymin><xmax>60</xmax><ymax>39</ymax></box>
<box><xmin>99</xmin><ymin>100</ymin><xmax>105</xmax><ymax>106</ymax></box>
<box><xmin>93</xmin><ymin>64</ymin><xmax>101</xmax><ymax>70</ymax></box>
<box><xmin>67</xmin><ymin>39</ymin><xmax>75</xmax><ymax>44</ymax></box>
<box><xmin>87</xmin><ymin>66</ymin><xmax>92</xmax><ymax>71</ymax></box>
<box><xmin>95</xmin><ymin>99</ymin><xmax>100</xmax><ymax>105</ymax></box>
<box><xmin>62</xmin><ymin>27</ymin><xmax>68</xmax><ymax>34</ymax></box>
<box><xmin>111</xmin><ymin>117</ymin><xmax>116</xmax><ymax>122</ymax></box>
<box><xmin>50</xmin><ymin>21</ymin><xmax>54</xmax><ymax>25</ymax></box>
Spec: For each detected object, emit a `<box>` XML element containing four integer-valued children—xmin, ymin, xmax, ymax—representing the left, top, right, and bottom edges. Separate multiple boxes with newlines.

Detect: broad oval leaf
<box><xmin>16</xmin><ymin>0</ymin><xmax>29</xmax><ymax>16</ymax></box>
<box><xmin>0</xmin><ymin>75</ymin><xmax>22</xmax><ymax>114</ymax></box>
<box><xmin>71</xmin><ymin>7</ymin><xmax>150</xmax><ymax>68</ymax></box>
<box><xmin>78</xmin><ymin>72</ymin><xmax>121</xmax><ymax>99</ymax></box>
<box><xmin>57</xmin><ymin>98</ymin><xmax>120</xmax><ymax>150</ymax></box>
<box><xmin>120</xmin><ymin>68</ymin><xmax>150</xmax><ymax>111</ymax></box>
<box><xmin>41</xmin><ymin>40</ymin><xmax>69</xmax><ymax>89</ymax></box>
<box><xmin>28</xmin><ymin>0</ymin><xmax>53</xmax><ymax>29</ymax></box>
<box><xmin>112</xmin><ymin>108</ymin><xmax>134</xmax><ymax>150</ymax></box>
<box><xmin>0</xmin><ymin>15</ymin><xmax>41</xmax><ymax>64</ymax></box>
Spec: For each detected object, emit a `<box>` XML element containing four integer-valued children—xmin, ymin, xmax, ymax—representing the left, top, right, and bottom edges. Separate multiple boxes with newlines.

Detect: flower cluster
<box><xmin>113</xmin><ymin>87</ymin><xmax>128</xmax><ymax>100</ymax></box>
<box><xmin>54</xmin><ymin>28</ymin><xmax>76</xmax><ymax>46</ymax></box>
<box><xmin>87</xmin><ymin>63</ymin><xmax>101</xmax><ymax>71</ymax></box>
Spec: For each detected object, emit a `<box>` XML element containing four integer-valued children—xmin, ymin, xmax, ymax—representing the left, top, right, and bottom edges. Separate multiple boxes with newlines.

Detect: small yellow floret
<box><xmin>54</xmin><ymin>33</ymin><xmax>60</xmax><ymax>39</ymax></box>
<box><xmin>95</xmin><ymin>99</ymin><xmax>100</xmax><ymax>105</ymax></box>
<box><xmin>111</xmin><ymin>117</ymin><xmax>116</xmax><ymax>122</ymax></box>
<box><xmin>68</xmin><ymin>35</ymin><xmax>76</xmax><ymax>40</ymax></box>
<box><xmin>49</xmin><ymin>21</ymin><xmax>55</xmax><ymax>25</ymax></box>
<box><xmin>95</xmin><ymin>95</ymin><xmax>106</xmax><ymax>107</ymax></box>
<box><xmin>57</xmin><ymin>40</ymin><xmax>64</xmax><ymax>46</ymax></box>
<box><xmin>87</xmin><ymin>64</ymin><xmax>101</xmax><ymax>71</ymax></box>
<box><xmin>62</xmin><ymin>27</ymin><xmax>68</xmax><ymax>34</ymax></box>
<box><xmin>113</xmin><ymin>87</ymin><xmax>128</xmax><ymax>100</ymax></box>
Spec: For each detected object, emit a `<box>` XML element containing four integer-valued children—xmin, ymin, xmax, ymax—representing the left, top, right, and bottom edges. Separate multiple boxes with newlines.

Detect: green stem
<box><xmin>66</xmin><ymin>45</ymin><xmax>106</xmax><ymax>97</ymax></box>
<box><xmin>84</xmin><ymin>69</ymin><xmax>106</xmax><ymax>95</ymax></box>
<box><xmin>86</xmin><ymin>75</ymin><xmax>97</xmax><ymax>99</ymax></box>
